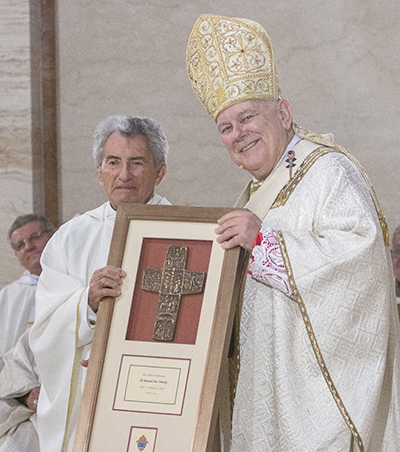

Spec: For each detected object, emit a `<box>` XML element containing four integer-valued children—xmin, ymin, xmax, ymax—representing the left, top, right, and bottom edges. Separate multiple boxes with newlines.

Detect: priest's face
<box><xmin>392</xmin><ymin>233</ymin><xmax>400</xmax><ymax>281</ymax></box>
<box><xmin>11</xmin><ymin>221</ymin><xmax>51</xmax><ymax>275</ymax></box>
<box><xmin>97</xmin><ymin>133</ymin><xmax>166</xmax><ymax>210</ymax></box>
<box><xmin>216</xmin><ymin>99</ymin><xmax>294</xmax><ymax>181</ymax></box>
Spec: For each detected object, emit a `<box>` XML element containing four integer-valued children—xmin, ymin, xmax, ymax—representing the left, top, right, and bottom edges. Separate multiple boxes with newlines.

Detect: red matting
<box><xmin>125</xmin><ymin>238</ymin><xmax>213</xmax><ymax>345</ymax></box>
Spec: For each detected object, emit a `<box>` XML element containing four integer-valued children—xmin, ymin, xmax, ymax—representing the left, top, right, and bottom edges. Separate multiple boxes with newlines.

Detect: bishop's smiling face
<box><xmin>97</xmin><ymin>133</ymin><xmax>166</xmax><ymax>210</ymax></box>
<box><xmin>216</xmin><ymin>99</ymin><xmax>294</xmax><ymax>181</ymax></box>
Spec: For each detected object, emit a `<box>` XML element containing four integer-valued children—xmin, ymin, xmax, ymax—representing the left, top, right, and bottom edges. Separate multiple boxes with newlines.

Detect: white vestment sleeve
<box><xmin>0</xmin><ymin>329</ymin><xmax>39</xmax><ymax>400</ymax></box>
<box><xmin>0</xmin><ymin>329</ymin><xmax>40</xmax><ymax>452</ymax></box>
<box><xmin>29</xmin><ymin>198</ymin><xmax>171</xmax><ymax>452</ymax></box>
<box><xmin>29</xmin><ymin>203</ymin><xmax>114</xmax><ymax>452</ymax></box>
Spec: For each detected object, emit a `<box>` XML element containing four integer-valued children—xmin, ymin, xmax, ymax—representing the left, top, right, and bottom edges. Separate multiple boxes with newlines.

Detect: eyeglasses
<box><xmin>11</xmin><ymin>230</ymin><xmax>51</xmax><ymax>252</ymax></box>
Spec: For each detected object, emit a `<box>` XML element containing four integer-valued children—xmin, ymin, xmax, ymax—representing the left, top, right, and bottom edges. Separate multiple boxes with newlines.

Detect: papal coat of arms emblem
<box><xmin>136</xmin><ymin>435</ymin><xmax>148</xmax><ymax>451</ymax></box>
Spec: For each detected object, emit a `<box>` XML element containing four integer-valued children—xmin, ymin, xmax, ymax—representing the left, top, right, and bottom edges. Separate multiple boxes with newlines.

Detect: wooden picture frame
<box><xmin>73</xmin><ymin>204</ymin><xmax>247</xmax><ymax>452</ymax></box>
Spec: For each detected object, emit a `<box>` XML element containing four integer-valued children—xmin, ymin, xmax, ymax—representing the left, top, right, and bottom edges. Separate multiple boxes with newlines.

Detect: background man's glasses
<box><xmin>12</xmin><ymin>230</ymin><xmax>51</xmax><ymax>252</ymax></box>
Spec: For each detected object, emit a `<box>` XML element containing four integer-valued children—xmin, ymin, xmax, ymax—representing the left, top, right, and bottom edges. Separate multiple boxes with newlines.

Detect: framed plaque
<box><xmin>73</xmin><ymin>204</ymin><xmax>247</xmax><ymax>452</ymax></box>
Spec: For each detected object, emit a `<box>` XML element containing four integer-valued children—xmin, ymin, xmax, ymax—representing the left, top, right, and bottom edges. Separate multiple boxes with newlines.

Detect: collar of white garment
<box><xmin>19</xmin><ymin>270</ymin><xmax>39</xmax><ymax>285</ymax></box>
<box><xmin>105</xmin><ymin>193</ymin><xmax>164</xmax><ymax>218</ymax></box>
<box><xmin>252</xmin><ymin>134</ymin><xmax>302</xmax><ymax>183</ymax></box>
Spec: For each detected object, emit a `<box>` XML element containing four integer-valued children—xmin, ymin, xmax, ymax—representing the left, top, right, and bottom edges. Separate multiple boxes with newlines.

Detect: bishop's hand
<box><xmin>215</xmin><ymin>210</ymin><xmax>262</xmax><ymax>251</ymax></box>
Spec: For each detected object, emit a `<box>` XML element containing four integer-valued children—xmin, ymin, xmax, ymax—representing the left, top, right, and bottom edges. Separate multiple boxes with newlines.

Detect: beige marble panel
<box><xmin>57</xmin><ymin>0</ymin><xmax>400</xmax><ymax>244</ymax></box>
<box><xmin>0</xmin><ymin>0</ymin><xmax>33</xmax><ymax>288</ymax></box>
<box><xmin>0</xmin><ymin>2</ymin><xmax>397</xmax><ymax>297</ymax></box>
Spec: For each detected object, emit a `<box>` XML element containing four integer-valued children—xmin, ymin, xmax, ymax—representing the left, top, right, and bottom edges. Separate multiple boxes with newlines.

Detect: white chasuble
<box><xmin>0</xmin><ymin>270</ymin><xmax>38</xmax><ymax>369</ymax></box>
<box><xmin>30</xmin><ymin>196</ymin><xmax>170</xmax><ymax>452</ymax></box>
<box><xmin>231</xmin><ymin>136</ymin><xmax>400</xmax><ymax>451</ymax></box>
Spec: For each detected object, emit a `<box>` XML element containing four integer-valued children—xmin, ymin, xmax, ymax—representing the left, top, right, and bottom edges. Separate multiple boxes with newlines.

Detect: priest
<box><xmin>0</xmin><ymin>214</ymin><xmax>54</xmax><ymax>370</ymax></box>
<box><xmin>0</xmin><ymin>214</ymin><xmax>54</xmax><ymax>452</ymax></box>
<box><xmin>29</xmin><ymin>115</ymin><xmax>170</xmax><ymax>452</ymax></box>
<box><xmin>186</xmin><ymin>15</ymin><xmax>400</xmax><ymax>452</ymax></box>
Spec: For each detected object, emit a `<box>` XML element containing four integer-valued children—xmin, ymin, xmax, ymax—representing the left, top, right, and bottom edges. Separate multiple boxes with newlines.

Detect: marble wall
<box><xmin>0</xmin><ymin>0</ymin><xmax>33</xmax><ymax>287</ymax></box>
<box><xmin>1</xmin><ymin>0</ymin><xmax>400</xmax><ymax>287</ymax></box>
<box><xmin>57</xmin><ymin>0</ymin><xmax>400</xmax><ymax>230</ymax></box>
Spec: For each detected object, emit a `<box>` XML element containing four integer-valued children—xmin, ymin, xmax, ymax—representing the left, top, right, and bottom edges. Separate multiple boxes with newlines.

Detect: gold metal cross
<box><xmin>141</xmin><ymin>245</ymin><xmax>206</xmax><ymax>341</ymax></box>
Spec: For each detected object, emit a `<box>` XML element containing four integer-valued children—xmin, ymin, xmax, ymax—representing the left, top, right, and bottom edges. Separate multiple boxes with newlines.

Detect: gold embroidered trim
<box><xmin>271</xmin><ymin>146</ymin><xmax>332</xmax><ymax>209</ymax></box>
<box><xmin>61</xmin><ymin>288</ymin><xmax>85</xmax><ymax>452</ymax></box>
<box><xmin>277</xmin><ymin>231</ymin><xmax>364</xmax><ymax>452</ymax></box>
<box><xmin>229</xmin><ymin>251</ymin><xmax>251</xmax><ymax>421</ymax></box>
<box><xmin>271</xmin><ymin>124</ymin><xmax>389</xmax><ymax>247</ymax></box>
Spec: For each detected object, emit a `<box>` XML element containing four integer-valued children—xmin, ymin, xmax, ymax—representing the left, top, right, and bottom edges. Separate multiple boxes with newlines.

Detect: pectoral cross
<box><xmin>141</xmin><ymin>245</ymin><xmax>206</xmax><ymax>341</ymax></box>
<box><xmin>285</xmin><ymin>149</ymin><xmax>297</xmax><ymax>179</ymax></box>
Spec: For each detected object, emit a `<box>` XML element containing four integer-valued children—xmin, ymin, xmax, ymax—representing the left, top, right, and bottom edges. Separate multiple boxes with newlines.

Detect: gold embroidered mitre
<box><xmin>186</xmin><ymin>14</ymin><xmax>281</xmax><ymax>121</ymax></box>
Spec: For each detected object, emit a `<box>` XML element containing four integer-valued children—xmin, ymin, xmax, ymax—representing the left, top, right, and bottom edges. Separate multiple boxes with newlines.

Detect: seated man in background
<box><xmin>0</xmin><ymin>214</ymin><xmax>54</xmax><ymax>370</ymax></box>
<box><xmin>0</xmin><ymin>214</ymin><xmax>54</xmax><ymax>452</ymax></box>
<box><xmin>391</xmin><ymin>225</ymin><xmax>400</xmax><ymax>316</ymax></box>
<box><xmin>30</xmin><ymin>115</ymin><xmax>170</xmax><ymax>452</ymax></box>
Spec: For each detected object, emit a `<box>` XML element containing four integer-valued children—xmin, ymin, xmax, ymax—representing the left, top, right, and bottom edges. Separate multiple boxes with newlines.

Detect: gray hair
<box><xmin>93</xmin><ymin>115</ymin><xmax>169</xmax><ymax>167</ymax></box>
<box><xmin>8</xmin><ymin>214</ymin><xmax>55</xmax><ymax>244</ymax></box>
